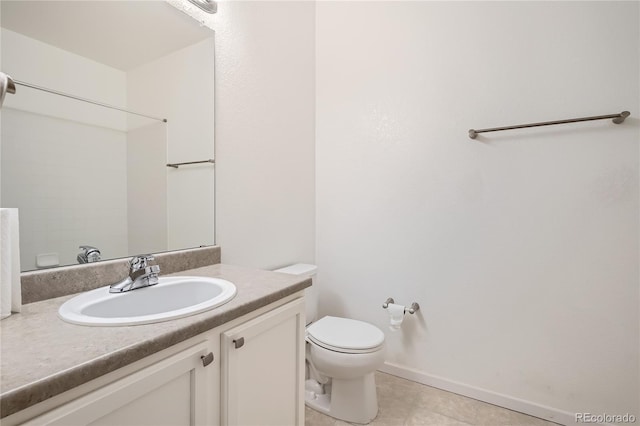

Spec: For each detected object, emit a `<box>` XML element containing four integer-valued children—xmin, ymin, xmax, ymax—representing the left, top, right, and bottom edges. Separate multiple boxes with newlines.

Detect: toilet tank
<box><xmin>273</xmin><ymin>263</ymin><xmax>318</xmax><ymax>324</ymax></box>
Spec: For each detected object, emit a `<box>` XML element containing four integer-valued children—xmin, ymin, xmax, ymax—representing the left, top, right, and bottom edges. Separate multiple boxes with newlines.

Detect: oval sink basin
<box><xmin>58</xmin><ymin>276</ymin><xmax>237</xmax><ymax>326</ymax></box>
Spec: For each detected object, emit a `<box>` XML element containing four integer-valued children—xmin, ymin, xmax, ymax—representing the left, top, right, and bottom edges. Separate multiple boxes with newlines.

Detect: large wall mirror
<box><xmin>0</xmin><ymin>0</ymin><xmax>215</xmax><ymax>272</ymax></box>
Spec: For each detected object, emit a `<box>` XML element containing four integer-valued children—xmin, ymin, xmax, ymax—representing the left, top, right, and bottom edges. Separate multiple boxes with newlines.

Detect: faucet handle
<box><xmin>128</xmin><ymin>255</ymin><xmax>160</xmax><ymax>285</ymax></box>
<box><xmin>129</xmin><ymin>254</ymin><xmax>155</xmax><ymax>271</ymax></box>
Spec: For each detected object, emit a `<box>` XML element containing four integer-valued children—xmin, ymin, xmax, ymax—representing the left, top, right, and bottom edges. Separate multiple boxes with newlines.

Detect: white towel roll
<box><xmin>1</xmin><ymin>208</ymin><xmax>22</xmax><ymax>319</ymax></box>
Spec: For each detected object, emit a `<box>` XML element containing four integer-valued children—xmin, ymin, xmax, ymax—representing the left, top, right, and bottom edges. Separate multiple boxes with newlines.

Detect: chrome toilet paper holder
<box><xmin>382</xmin><ymin>298</ymin><xmax>420</xmax><ymax>314</ymax></box>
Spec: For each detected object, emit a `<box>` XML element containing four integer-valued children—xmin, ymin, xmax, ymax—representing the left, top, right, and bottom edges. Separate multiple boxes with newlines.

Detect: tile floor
<box><xmin>305</xmin><ymin>372</ymin><xmax>559</xmax><ymax>426</ymax></box>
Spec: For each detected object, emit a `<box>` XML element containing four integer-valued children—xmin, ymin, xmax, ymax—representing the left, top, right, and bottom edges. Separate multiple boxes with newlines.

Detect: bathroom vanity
<box><xmin>0</xmin><ymin>259</ymin><xmax>310</xmax><ymax>425</ymax></box>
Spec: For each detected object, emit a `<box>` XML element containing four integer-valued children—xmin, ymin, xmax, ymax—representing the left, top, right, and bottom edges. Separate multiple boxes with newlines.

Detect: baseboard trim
<box><xmin>379</xmin><ymin>362</ymin><xmax>576</xmax><ymax>426</ymax></box>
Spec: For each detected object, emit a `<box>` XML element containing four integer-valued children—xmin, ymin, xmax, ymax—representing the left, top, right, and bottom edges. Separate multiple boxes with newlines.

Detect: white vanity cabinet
<box><xmin>7</xmin><ymin>296</ymin><xmax>305</xmax><ymax>426</ymax></box>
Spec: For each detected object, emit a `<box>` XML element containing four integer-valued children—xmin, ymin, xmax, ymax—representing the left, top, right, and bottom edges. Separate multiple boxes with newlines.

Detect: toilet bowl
<box><xmin>274</xmin><ymin>264</ymin><xmax>386</xmax><ymax>425</ymax></box>
<box><xmin>306</xmin><ymin>316</ymin><xmax>385</xmax><ymax>424</ymax></box>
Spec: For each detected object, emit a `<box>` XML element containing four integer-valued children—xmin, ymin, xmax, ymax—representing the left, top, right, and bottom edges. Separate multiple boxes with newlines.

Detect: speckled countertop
<box><xmin>0</xmin><ymin>264</ymin><xmax>311</xmax><ymax>418</ymax></box>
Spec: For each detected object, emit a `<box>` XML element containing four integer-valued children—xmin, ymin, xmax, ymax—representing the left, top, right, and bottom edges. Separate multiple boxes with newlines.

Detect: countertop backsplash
<box><xmin>20</xmin><ymin>246</ymin><xmax>221</xmax><ymax>304</ymax></box>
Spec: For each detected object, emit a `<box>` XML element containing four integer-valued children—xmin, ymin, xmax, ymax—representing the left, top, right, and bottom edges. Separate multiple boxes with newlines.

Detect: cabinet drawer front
<box><xmin>24</xmin><ymin>342</ymin><xmax>211</xmax><ymax>426</ymax></box>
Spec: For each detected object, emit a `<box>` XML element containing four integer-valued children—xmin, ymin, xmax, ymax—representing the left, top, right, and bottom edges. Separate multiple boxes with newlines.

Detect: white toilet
<box><xmin>274</xmin><ymin>264</ymin><xmax>385</xmax><ymax>425</ymax></box>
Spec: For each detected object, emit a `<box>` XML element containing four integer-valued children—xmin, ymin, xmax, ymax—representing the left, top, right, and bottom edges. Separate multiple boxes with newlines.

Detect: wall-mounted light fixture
<box><xmin>186</xmin><ymin>0</ymin><xmax>217</xmax><ymax>14</ymax></box>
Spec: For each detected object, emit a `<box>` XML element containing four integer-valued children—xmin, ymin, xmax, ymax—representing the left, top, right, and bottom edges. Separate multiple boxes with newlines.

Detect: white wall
<box><xmin>127</xmin><ymin>37</ymin><xmax>215</xmax><ymax>253</ymax></box>
<box><xmin>316</xmin><ymin>1</ymin><xmax>639</xmax><ymax>423</ymax></box>
<box><xmin>126</xmin><ymin>122</ymin><xmax>168</xmax><ymax>255</ymax></box>
<box><xmin>1</xmin><ymin>29</ymin><xmax>128</xmax><ymax>270</ymax></box>
<box><xmin>213</xmin><ymin>1</ymin><xmax>316</xmax><ymax>269</ymax></box>
<box><xmin>0</xmin><ymin>29</ymin><xmax>127</xmax><ymax>131</ymax></box>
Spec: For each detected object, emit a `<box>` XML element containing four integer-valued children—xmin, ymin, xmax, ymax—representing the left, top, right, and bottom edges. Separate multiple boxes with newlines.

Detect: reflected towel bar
<box><xmin>469</xmin><ymin>111</ymin><xmax>630</xmax><ymax>139</ymax></box>
<box><xmin>12</xmin><ymin>79</ymin><xmax>168</xmax><ymax>123</ymax></box>
<box><xmin>166</xmin><ymin>159</ymin><xmax>215</xmax><ymax>168</ymax></box>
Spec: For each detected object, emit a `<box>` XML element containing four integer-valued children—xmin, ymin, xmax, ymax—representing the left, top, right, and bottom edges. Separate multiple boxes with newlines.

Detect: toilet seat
<box><xmin>307</xmin><ymin>316</ymin><xmax>385</xmax><ymax>354</ymax></box>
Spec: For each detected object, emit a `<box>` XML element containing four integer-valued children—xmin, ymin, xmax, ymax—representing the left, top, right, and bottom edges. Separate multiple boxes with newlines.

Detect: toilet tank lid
<box><xmin>273</xmin><ymin>263</ymin><xmax>317</xmax><ymax>276</ymax></box>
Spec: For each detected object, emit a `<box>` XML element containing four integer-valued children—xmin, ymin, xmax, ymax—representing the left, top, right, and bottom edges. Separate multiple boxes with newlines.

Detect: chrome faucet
<box><xmin>77</xmin><ymin>245</ymin><xmax>101</xmax><ymax>264</ymax></box>
<box><xmin>109</xmin><ymin>255</ymin><xmax>160</xmax><ymax>293</ymax></box>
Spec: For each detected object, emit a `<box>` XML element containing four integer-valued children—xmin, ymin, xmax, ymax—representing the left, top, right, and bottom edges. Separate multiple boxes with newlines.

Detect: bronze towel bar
<box><xmin>469</xmin><ymin>111</ymin><xmax>630</xmax><ymax>139</ymax></box>
<box><xmin>166</xmin><ymin>159</ymin><xmax>215</xmax><ymax>168</ymax></box>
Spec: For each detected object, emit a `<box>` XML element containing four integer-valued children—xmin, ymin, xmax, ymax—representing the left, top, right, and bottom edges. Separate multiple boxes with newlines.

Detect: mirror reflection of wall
<box><xmin>0</xmin><ymin>1</ymin><xmax>215</xmax><ymax>271</ymax></box>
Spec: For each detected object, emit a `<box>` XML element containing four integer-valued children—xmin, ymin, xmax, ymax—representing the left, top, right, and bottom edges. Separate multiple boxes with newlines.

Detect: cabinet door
<box><xmin>24</xmin><ymin>341</ymin><xmax>212</xmax><ymax>426</ymax></box>
<box><xmin>221</xmin><ymin>298</ymin><xmax>305</xmax><ymax>426</ymax></box>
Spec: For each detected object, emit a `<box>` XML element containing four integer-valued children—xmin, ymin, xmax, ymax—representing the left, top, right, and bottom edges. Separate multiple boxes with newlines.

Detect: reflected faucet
<box><xmin>109</xmin><ymin>255</ymin><xmax>160</xmax><ymax>293</ymax></box>
<box><xmin>77</xmin><ymin>245</ymin><xmax>101</xmax><ymax>264</ymax></box>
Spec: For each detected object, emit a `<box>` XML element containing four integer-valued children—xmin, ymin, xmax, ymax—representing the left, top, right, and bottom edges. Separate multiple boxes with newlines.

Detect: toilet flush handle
<box><xmin>233</xmin><ymin>337</ymin><xmax>245</xmax><ymax>349</ymax></box>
